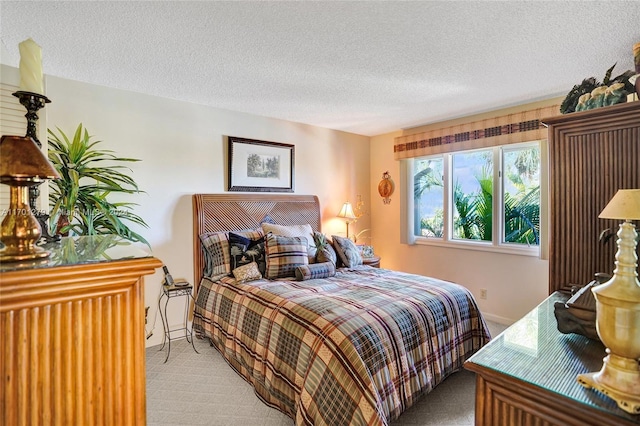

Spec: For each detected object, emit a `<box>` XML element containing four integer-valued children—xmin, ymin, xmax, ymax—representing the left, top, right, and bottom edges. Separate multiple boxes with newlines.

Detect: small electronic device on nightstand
<box><xmin>163</xmin><ymin>265</ymin><xmax>188</xmax><ymax>287</ymax></box>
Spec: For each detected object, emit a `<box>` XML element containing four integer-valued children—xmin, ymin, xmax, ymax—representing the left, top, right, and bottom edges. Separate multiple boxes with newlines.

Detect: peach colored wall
<box><xmin>368</xmin><ymin>98</ymin><xmax>564</xmax><ymax>324</ymax></box>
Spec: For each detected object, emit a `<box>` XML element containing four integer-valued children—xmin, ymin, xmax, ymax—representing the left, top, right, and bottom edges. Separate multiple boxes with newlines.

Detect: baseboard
<box><xmin>482</xmin><ymin>313</ymin><xmax>515</xmax><ymax>326</ymax></box>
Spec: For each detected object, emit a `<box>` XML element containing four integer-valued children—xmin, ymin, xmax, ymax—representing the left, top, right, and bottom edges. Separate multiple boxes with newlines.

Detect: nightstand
<box><xmin>362</xmin><ymin>256</ymin><xmax>381</xmax><ymax>268</ymax></box>
<box><xmin>158</xmin><ymin>280</ymin><xmax>199</xmax><ymax>363</ymax></box>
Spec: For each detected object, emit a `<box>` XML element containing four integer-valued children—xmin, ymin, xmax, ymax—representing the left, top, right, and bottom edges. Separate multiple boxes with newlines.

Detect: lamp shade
<box><xmin>0</xmin><ymin>135</ymin><xmax>60</xmax><ymax>184</ymax></box>
<box><xmin>337</xmin><ymin>202</ymin><xmax>357</xmax><ymax>220</ymax></box>
<box><xmin>599</xmin><ymin>189</ymin><xmax>640</xmax><ymax>220</ymax></box>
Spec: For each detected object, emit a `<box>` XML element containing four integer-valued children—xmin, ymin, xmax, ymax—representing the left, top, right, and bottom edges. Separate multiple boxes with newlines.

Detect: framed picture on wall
<box><xmin>227</xmin><ymin>136</ymin><xmax>295</xmax><ymax>192</ymax></box>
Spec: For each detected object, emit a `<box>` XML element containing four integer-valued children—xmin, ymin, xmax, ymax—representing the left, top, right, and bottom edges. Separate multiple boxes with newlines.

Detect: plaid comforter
<box><xmin>193</xmin><ymin>266</ymin><xmax>490</xmax><ymax>426</ymax></box>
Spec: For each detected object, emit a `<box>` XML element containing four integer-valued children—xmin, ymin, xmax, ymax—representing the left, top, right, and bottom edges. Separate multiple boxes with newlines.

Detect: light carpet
<box><xmin>146</xmin><ymin>321</ymin><xmax>507</xmax><ymax>426</ymax></box>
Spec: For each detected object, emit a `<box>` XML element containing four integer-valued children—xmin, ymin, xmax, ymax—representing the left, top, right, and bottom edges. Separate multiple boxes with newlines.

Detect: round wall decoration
<box><xmin>378</xmin><ymin>171</ymin><xmax>394</xmax><ymax>204</ymax></box>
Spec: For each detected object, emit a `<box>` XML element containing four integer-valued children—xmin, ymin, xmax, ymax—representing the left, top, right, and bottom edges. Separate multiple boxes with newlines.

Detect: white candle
<box><xmin>18</xmin><ymin>38</ymin><xmax>44</xmax><ymax>95</ymax></box>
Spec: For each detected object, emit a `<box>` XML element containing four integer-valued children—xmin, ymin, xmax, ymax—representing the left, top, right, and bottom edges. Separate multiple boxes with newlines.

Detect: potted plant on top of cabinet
<box><xmin>48</xmin><ymin>124</ymin><xmax>149</xmax><ymax>246</ymax></box>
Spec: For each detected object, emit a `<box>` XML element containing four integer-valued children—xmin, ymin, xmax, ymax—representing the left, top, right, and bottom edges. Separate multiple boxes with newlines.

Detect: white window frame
<box><xmin>403</xmin><ymin>141</ymin><xmax>546</xmax><ymax>257</ymax></box>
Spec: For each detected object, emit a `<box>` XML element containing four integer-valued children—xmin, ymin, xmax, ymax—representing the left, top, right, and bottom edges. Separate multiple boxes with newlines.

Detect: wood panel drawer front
<box><xmin>1</xmin><ymin>257</ymin><xmax>161</xmax><ymax>426</ymax></box>
<box><xmin>476</xmin><ymin>375</ymin><xmax>605</xmax><ymax>426</ymax></box>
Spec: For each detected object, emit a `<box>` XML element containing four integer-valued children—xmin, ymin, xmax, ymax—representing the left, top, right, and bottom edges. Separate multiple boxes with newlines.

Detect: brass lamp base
<box><xmin>0</xmin><ymin>246</ymin><xmax>50</xmax><ymax>262</ymax></box>
<box><xmin>0</xmin><ymin>184</ymin><xmax>51</xmax><ymax>262</ymax></box>
<box><xmin>577</xmin><ymin>352</ymin><xmax>640</xmax><ymax>414</ymax></box>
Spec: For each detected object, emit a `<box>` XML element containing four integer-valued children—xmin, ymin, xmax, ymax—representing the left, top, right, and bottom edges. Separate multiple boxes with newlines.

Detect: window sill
<box><xmin>413</xmin><ymin>237</ymin><xmax>540</xmax><ymax>257</ymax></box>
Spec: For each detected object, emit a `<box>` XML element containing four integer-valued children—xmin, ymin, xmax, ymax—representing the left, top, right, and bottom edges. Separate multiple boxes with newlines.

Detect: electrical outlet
<box><xmin>480</xmin><ymin>289</ymin><xmax>487</xmax><ymax>299</ymax></box>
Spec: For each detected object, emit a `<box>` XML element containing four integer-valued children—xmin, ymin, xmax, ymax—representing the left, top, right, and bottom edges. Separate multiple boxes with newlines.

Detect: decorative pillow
<box><xmin>295</xmin><ymin>262</ymin><xmax>336</xmax><ymax>281</ymax></box>
<box><xmin>331</xmin><ymin>235</ymin><xmax>363</xmax><ymax>268</ymax></box>
<box><xmin>261</xmin><ymin>223</ymin><xmax>316</xmax><ymax>263</ymax></box>
<box><xmin>232</xmin><ymin>262</ymin><xmax>263</xmax><ymax>283</ymax></box>
<box><xmin>260</xmin><ymin>214</ymin><xmax>277</xmax><ymax>225</ymax></box>
<box><xmin>330</xmin><ymin>240</ymin><xmax>344</xmax><ymax>268</ymax></box>
<box><xmin>264</xmin><ymin>234</ymin><xmax>309</xmax><ymax>279</ymax></box>
<box><xmin>313</xmin><ymin>232</ymin><xmax>338</xmax><ymax>265</ymax></box>
<box><xmin>229</xmin><ymin>232</ymin><xmax>266</xmax><ymax>276</ymax></box>
<box><xmin>200</xmin><ymin>228</ymin><xmax>264</xmax><ymax>276</ymax></box>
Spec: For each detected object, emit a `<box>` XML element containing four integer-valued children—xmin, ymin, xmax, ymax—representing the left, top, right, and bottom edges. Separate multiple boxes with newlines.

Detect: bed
<box><xmin>191</xmin><ymin>194</ymin><xmax>490</xmax><ymax>426</ymax></box>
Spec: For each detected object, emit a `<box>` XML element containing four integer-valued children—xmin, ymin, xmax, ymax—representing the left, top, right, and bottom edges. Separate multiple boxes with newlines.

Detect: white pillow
<box><xmin>261</xmin><ymin>223</ymin><xmax>316</xmax><ymax>262</ymax></box>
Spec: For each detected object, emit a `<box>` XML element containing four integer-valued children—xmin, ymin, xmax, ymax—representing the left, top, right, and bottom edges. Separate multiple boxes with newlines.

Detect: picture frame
<box><xmin>227</xmin><ymin>136</ymin><xmax>295</xmax><ymax>192</ymax></box>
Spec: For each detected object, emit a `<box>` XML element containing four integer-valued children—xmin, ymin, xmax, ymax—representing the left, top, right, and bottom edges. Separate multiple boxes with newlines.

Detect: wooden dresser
<box><xmin>0</xmin><ymin>236</ymin><xmax>162</xmax><ymax>425</ymax></box>
<box><xmin>465</xmin><ymin>292</ymin><xmax>639</xmax><ymax>426</ymax></box>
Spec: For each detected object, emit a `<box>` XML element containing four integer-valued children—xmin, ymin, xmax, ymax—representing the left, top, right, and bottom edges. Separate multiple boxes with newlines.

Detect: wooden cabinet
<box><xmin>465</xmin><ymin>292</ymin><xmax>639</xmax><ymax>426</ymax></box>
<box><xmin>0</xmin><ymin>236</ymin><xmax>162</xmax><ymax>425</ymax></box>
<box><xmin>543</xmin><ymin>102</ymin><xmax>640</xmax><ymax>293</ymax></box>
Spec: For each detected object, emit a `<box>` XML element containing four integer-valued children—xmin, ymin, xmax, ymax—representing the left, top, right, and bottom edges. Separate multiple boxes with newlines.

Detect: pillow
<box><xmin>260</xmin><ymin>214</ymin><xmax>277</xmax><ymax>225</ymax></box>
<box><xmin>232</xmin><ymin>262</ymin><xmax>263</xmax><ymax>283</ymax></box>
<box><xmin>200</xmin><ymin>228</ymin><xmax>264</xmax><ymax>276</ymax></box>
<box><xmin>313</xmin><ymin>232</ymin><xmax>338</xmax><ymax>265</ymax></box>
<box><xmin>261</xmin><ymin>223</ymin><xmax>316</xmax><ymax>262</ymax></box>
<box><xmin>331</xmin><ymin>235</ymin><xmax>363</xmax><ymax>268</ymax></box>
<box><xmin>295</xmin><ymin>262</ymin><xmax>336</xmax><ymax>281</ymax></box>
<box><xmin>229</xmin><ymin>232</ymin><xmax>266</xmax><ymax>276</ymax></box>
<box><xmin>264</xmin><ymin>234</ymin><xmax>309</xmax><ymax>279</ymax></box>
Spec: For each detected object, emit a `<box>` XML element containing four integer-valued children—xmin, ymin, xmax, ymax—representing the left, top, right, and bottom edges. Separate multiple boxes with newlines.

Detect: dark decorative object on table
<box><xmin>12</xmin><ymin>90</ymin><xmax>59</xmax><ymax>243</ymax></box>
<box><xmin>560</xmin><ymin>63</ymin><xmax>635</xmax><ymax>114</ymax></box>
<box><xmin>554</xmin><ymin>273</ymin><xmax>610</xmax><ymax>341</ymax></box>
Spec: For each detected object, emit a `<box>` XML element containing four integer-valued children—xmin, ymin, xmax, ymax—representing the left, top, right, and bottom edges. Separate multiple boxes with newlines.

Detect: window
<box><xmin>502</xmin><ymin>145</ymin><xmax>540</xmax><ymax>246</ymax></box>
<box><xmin>411</xmin><ymin>142</ymin><xmax>541</xmax><ymax>255</ymax></box>
<box><xmin>413</xmin><ymin>158</ymin><xmax>443</xmax><ymax>237</ymax></box>
<box><xmin>452</xmin><ymin>150</ymin><xmax>493</xmax><ymax>242</ymax></box>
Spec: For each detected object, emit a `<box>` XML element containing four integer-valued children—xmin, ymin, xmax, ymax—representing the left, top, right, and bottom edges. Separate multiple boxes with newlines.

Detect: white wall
<box><xmin>2</xmin><ymin>62</ymin><xmax>562</xmax><ymax>334</ymax></box>
<box><xmin>5</xmin><ymin>69</ymin><xmax>370</xmax><ymax>347</ymax></box>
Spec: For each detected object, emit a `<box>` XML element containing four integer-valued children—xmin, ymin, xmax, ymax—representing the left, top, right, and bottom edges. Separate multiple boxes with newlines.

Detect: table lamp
<box><xmin>577</xmin><ymin>189</ymin><xmax>640</xmax><ymax>414</ymax></box>
<box><xmin>0</xmin><ymin>135</ymin><xmax>60</xmax><ymax>261</ymax></box>
<box><xmin>337</xmin><ymin>201</ymin><xmax>357</xmax><ymax>238</ymax></box>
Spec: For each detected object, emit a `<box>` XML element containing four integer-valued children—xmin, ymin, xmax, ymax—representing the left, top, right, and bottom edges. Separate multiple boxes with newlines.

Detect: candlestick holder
<box><xmin>13</xmin><ymin>91</ymin><xmax>50</xmax><ymax>146</ymax></box>
<box><xmin>11</xmin><ymin>90</ymin><xmax>60</xmax><ymax>243</ymax></box>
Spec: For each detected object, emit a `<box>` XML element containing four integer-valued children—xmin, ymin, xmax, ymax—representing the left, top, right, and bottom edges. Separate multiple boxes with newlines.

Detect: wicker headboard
<box><xmin>192</xmin><ymin>193</ymin><xmax>321</xmax><ymax>287</ymax></box>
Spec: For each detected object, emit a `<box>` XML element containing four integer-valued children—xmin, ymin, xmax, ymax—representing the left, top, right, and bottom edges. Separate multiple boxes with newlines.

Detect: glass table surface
<box><xmin>467</xmin><ymin>291</ymin><xmax>639</xmax><ymax>424</ymax></box>
<box><xmin>0</xmin><ymin>235</ymin><xmax>153</xmax><ymax>273</ymax></box>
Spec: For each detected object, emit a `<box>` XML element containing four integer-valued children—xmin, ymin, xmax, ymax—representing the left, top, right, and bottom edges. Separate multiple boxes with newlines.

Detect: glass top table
<box><xmin>466</xmin><ymin>291</ymin><xmax>639</xmax><ymax>424</ymax></box>
<box><xmin>0</xmin><ymin>235</ymin><xmax>153</xmax><ymax>273</ymax></box>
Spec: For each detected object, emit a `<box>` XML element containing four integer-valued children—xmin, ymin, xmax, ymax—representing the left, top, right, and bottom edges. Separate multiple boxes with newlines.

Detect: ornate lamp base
<box><xmin>0</xmin><ymin>246</ymin><xmax>50</xmax><ymax>262</ymax></box>
<box><xmin>577</xmin><ymin>352</ymin><xmax>640</xmax><ymax>414</ymax></box>
<box><xmin>0</xmin><ymin>184</ymin><xmax>51</xmax><ymax>262</ymax></box>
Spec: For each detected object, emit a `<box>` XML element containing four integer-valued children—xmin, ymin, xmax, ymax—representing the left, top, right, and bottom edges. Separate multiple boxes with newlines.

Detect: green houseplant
<box><xmin>48</xmin><ymin>124</ymin><xmax>149</xmax><ymax>245</ymax></box>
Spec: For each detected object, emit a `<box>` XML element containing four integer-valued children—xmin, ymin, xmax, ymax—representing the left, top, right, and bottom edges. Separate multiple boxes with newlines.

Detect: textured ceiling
<box><xmin>1</xmin><ymin>1</ymin><xmax>639</xmax><ymax>136</ymax></box>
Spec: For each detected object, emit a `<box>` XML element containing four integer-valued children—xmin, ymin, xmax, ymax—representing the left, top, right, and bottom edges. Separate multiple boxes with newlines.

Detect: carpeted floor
<box><xmin>146</xmin><ymin>321</ymin><xmax>507</xmax><ymax>426</ymax></box>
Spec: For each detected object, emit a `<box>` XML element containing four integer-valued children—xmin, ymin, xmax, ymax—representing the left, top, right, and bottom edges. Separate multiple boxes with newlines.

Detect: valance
<box><xmin>394</xmin><ymin>104</ymin><xmax>560</xmax><ymax>160</ymax></box>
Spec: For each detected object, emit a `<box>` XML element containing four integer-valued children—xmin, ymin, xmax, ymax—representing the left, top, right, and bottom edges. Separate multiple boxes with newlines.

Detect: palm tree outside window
<box><xmin>412</xmin><ymin>142</ymin><xmax>541</xmax><ymax>250</ymax></box>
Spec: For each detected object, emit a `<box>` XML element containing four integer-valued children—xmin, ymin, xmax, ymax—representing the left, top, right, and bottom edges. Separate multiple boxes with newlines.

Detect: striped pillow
<box><xmin>261</xmin><ymin>223</ymin><xmax>316</xmax><ymax>263</ymax></box>
<box><xmin>295</xmin><ymin>262</ymin><xmax>336</xmax><ymax>281</ymax></box>
<box><xmin>331</xmin><ymin>235</ymin><xmax>363</xmax><ymax>268</ymax></box>
<box><xmin>264</xmin><ymin>234</ymin><xmax>309</xmax><ymax>279</ymax></box>
<box><xmin>200</xmin><ymin>228</ymin><xmax>264</xmax><ymax>277</ymax></box>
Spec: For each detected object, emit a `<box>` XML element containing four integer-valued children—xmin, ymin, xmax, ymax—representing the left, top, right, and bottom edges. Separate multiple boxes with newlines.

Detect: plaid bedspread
<box><xmin>193</xmin><ymin>267</ymin><xmax>490</xmax><ymax>426</ymax></box>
